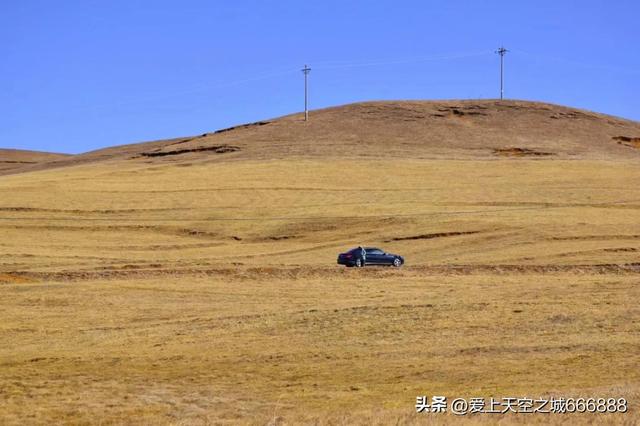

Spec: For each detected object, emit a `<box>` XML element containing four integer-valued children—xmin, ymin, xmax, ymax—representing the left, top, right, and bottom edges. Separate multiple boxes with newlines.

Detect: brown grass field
<box><xmin>1</xmin><ymin>101</ymin><xmax>639</xmax><ymax>424</ymax></box>
<box><xmin>0</xmin><ymin>149</ymin><xmax>70</xmax><ymax>175</ymax></box>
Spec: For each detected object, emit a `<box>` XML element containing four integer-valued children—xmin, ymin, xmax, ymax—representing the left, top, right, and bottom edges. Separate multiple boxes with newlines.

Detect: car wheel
<box><xmin>393</xmin><ymin>258</ymin><xmax>402</xmax><ymax>267</ymax></box>
<box><xmin>355</xmin><ymin>258</ymin><xmax>362</xmax><ymax>268</ymax></box>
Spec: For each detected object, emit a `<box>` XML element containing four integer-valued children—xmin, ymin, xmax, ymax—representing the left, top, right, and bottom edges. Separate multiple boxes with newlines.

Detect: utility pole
<box><xmin>495</xmin><ymin>46</ymin><xmax>508</xmax><ymax>100</ymax></box>
<box><xmin>302</xmin><ymin>64</ymin><xmax>311</xmax><ymax>121</ymax></box>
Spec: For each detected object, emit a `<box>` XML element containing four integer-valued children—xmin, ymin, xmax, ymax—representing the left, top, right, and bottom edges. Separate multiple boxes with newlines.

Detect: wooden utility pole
<box><xmin>302</xmin><ymin>64</ymin><xmax>311</xmax><ymax>121</ymax></box>
<box><xmin>495</xmin><ymin>47</ymin><xmax>508</xmax><ymax>100</ymax></box>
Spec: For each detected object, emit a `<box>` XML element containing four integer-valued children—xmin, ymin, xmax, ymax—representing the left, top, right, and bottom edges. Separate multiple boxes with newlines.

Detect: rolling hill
<box><xmin>0</xmin><ymin>148</ymin><xmax>70</xmax><ymax>175</ymax></box>
<box><xmin>2</xmin><ymin>100</ymin><xmax>640</xmax><ymax>177</ymax></box>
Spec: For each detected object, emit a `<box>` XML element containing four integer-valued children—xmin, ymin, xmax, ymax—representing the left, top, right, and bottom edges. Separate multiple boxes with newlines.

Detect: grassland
<box><xmin>0</xmin><ymin>149</ymin><xmax>70</xmax><ymax>175</ymax></box>
<box><xmin>0</xmin><ymin>153</ymin><xmax>639</xmax><ymax>424</ymax></box>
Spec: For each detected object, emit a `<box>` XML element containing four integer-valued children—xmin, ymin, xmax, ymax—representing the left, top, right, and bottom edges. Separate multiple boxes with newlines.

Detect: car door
<box><xmin>366</xmin><ymin>248</ymin><xmax>384</xmax><ymax>264</ymax></box>
<box><xmin>379</xmin><ymin>251</ymin><xmax>395</xmax><ymax>265</ymax></box>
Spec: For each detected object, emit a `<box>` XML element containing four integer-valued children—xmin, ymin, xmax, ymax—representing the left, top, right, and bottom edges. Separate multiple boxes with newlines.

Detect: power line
<box><xmin>313</xmin><ymin>50</ymin><xmax>491</xmax><ymax>70</ymax></box>
<box><xmin>512</xmin><ymin>48</ymin><xmax>640</xmax><ymax>75</ymax></box>
<box><xmin>64</xmin><ymin>68</ymin><xmax>301</xmax><ymax>114</ymax></box>
<box><xmin>9</xmin><ymin>46</ymin><xmax>639</xmax><ymax>149</ymax></box>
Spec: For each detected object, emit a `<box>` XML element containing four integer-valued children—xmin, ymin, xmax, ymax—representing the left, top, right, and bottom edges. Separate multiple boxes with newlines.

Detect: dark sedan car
<box><xmin>337</xmin><ymin>247</ymin><xmax>404</xmax><ymax>267</ymax></box>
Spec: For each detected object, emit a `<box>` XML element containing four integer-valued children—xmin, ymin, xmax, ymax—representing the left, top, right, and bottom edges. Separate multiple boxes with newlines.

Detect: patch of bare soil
<box><xmin>139</xmin><ymin>145</ymin><xmax>240</xmax><ymax>157</ymax></box>
<box><xmin>0</xmin><ymin>207</ymin><xmax>189</xmax><ymax>214</ymax></box>
<box><xmin>213</xmin><ymin>121</ymin><xmax>270</xmax><ymax>134</ymax></box>
<box><xmin>266</xmin><ymin>235</ymin><xmax>298</xmax><ymax>241</ymax></box>
<box><xmin>493</xmin><ymin>147</ymin><xmax>555</xmax><ymax>157</ymax></box>
<box><xmin>0</xmin><ymin>273</ymin><xmax>37</xmax><ymax>284</ymax></box>
<box><xmin>0</xmin><ymin>160</ymin><xmax>36</xmax><ymax>164</ymax></box>
<box><xmin>550</xmin><ymin>111</ymin><xmax>589</xmax><ymax>120</ymax></box>
<box><xmin>7</xmin><ymin>263</ymin><xmax>640</xmax><ymax>283</ymax></box>
<box><xmin>613</xmin><ymin>136</ymin><xmax>640</xmax><ymax>149</ymax></box>
<box><xmin>163</xmin><ymin>135</ymin><xmax>207</xmax><ymax>147</ymax></box>
<box><xmin>358</xmin><ymin>104</ymin><xmax>427</xmax><ymax>120</ymax></box>
<box><xmin>549</xmin><ymin>234</ymin><xmax>640</xmax><ymax>241</ymax></box>
<box><xmin>425</xmin><ymin>263</ymin><xmax>640</xmax><ymax>275</ymax></box>
<box><xmin>387</xmin><ymin>230</ymin><xmax>480</xmax><ymax>241</ymax></box>
<box><xmin>435</xmin><ymin>105</ymin><xmax>489</xmax><ymax>117</ymax></box>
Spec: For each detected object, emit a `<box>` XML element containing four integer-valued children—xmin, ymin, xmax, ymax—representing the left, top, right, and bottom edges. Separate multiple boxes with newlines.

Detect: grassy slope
<box><xmin>1</xmin><ymin>159</ymin><xmax>639</xmax><ymax>270</ymax></box>
<box><xmin>0</xmin><ymin>149</ymin><xmax>70</xmax><ymax>174</ymax></box>
<box><xmin>1</xmin><ymin>101</ymin><xmax>639</xmax><ymax>424</ymax></box>
<box><xmin>3</xmin><ymin>100</ymin><xmax>640</xmax><ymax>177</ymax></box>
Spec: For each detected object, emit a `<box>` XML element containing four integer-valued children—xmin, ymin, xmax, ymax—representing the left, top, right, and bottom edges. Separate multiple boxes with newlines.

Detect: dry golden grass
<box><xmin>3</xmin><ymin>100</ymin><xmax>640</xmax><ymax>177</ymax></box>
<box><xmin>2</xmin><ymin>273</ymin><xmax>639</xmax><ymax>425</ymax></box>
<box><xmin>0</xmin><ymin>149</ymin><xmax>70</xmax><ymax>174</ymax></box>
<box><xmin>1</xmin><ymin>101</ymin><xmax>640</xmax><ymax>424</ymax></box>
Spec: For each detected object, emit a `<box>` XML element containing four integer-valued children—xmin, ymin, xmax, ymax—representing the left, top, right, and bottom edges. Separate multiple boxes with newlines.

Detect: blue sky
<box><xmin>1</xmin><ymin>1</ymin><xmax>638</xmax><ymax>154</ymax></box>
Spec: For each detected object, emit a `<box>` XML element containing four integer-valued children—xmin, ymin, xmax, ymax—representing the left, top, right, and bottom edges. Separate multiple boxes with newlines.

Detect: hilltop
<box><xmin>2</xmin><ymin>99</ymin><xmax>639</xmax><ymax>176</ymax></box>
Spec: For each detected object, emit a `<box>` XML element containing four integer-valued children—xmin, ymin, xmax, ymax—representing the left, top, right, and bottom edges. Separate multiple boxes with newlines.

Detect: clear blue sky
<box><xmin>1</xmin><ymin>1</ymin><xmax>638</xmax><ymax>154</ymax></box>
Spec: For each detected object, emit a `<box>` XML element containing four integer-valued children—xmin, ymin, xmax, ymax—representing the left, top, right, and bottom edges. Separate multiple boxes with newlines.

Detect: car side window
<box><xmin>367</xmin><ymin>249</ymin><xmax>383</xmax><ymax>255</ymax></box>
